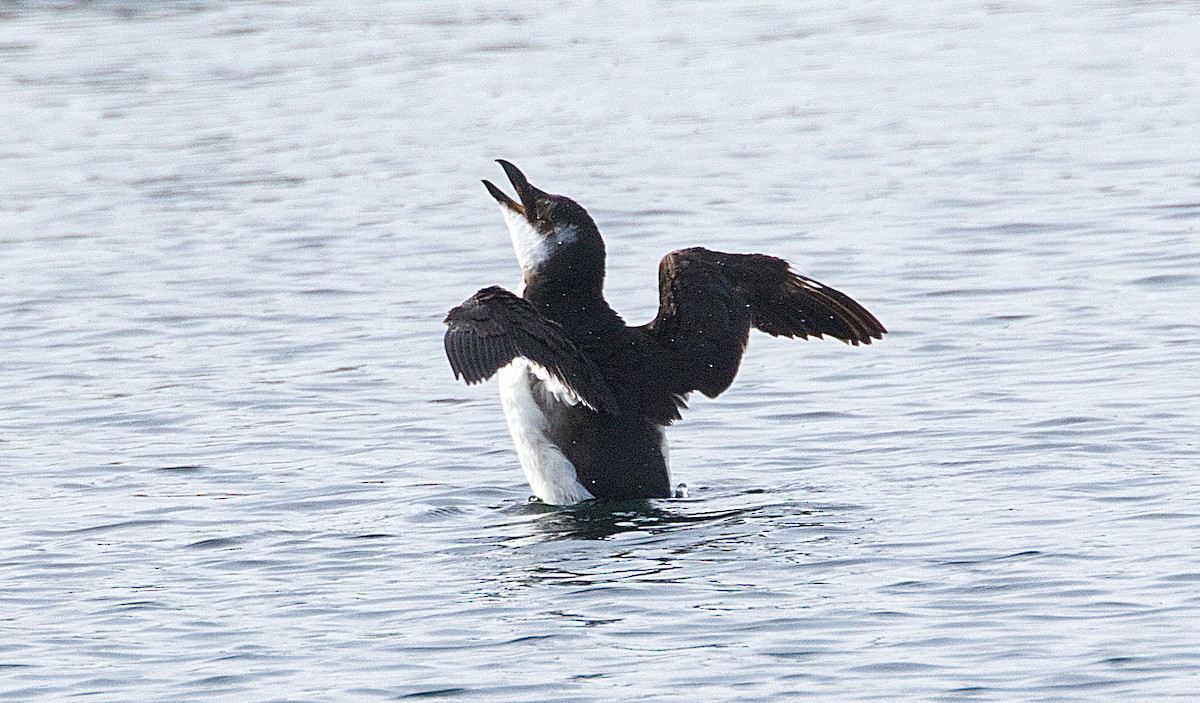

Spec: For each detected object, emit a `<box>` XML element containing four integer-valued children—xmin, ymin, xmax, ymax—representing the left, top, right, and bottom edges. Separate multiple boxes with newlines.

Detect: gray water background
<box><xmin>3</xmin><ymin>1</ymin><xmax>1200</xmax><ymax>700</ymax></box>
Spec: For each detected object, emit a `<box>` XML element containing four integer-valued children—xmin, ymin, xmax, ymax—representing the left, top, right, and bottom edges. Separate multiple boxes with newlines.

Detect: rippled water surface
<box><xmin>4</xmin><ymin>1</ymin><xmax>1200</xmax><ymax>701</ymax></box>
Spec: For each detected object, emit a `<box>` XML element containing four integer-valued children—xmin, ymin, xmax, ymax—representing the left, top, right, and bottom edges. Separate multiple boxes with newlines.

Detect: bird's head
<box><xmin>483</xmin><ymin>160</ymin><xmax>605</xmax><ymax>292</ymax></box>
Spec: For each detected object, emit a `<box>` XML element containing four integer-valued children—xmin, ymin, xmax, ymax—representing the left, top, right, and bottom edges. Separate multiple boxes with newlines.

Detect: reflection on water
<box><xmin>526</xmin><ymin>499</ymin><xmax>744</xmax><ymax>541</ymax></box>
<box><xmin>494</xmin><ymin>487</ymin><xmax>836</xmax><ymax>544</ymax></box>
<box><xmin>464</xmin><ymin>489</ymin><xmax>854</xmax><ymax>607</ymax></box>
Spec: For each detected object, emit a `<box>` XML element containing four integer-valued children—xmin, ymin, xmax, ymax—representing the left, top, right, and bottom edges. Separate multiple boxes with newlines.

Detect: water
<box><xmin>3</xmin><ymin>1</ymin><xmax>1199</xmax><ymax>700</ymax></box>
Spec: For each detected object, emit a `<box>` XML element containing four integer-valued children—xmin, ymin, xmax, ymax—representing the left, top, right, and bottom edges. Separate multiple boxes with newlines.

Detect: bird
<box><xmin>443</xmin><ymin>161</ymin><xmax>885</xmax><ymax>505</ymax></box>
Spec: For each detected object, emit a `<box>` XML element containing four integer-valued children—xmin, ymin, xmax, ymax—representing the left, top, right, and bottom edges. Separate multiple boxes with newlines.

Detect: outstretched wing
<box><xmin>444</xmin><ymin>286</ymin><xmax>620</xmax><ymax>414</ymax></box>
<box><xmin>649</xmin><ymin>247</ymin><xmax>886</xmax><ymax>398</ymax></box>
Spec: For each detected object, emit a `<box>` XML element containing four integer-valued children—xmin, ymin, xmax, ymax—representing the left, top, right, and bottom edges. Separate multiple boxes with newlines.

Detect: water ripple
<box><xmin>3</xmin><ymin>1</ymin><xmax>1200</xmax><ymax>701</ymax></box>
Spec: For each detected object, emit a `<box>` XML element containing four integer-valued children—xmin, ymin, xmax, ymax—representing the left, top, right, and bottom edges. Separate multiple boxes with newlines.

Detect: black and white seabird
<box><xmin>444</xmin><ymin>161</ymin><xmax>885</xmax><ymax>505</ymax></box>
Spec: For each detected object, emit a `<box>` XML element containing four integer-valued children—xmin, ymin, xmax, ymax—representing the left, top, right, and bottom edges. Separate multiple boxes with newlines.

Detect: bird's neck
<box><xmin>523</xmin><ymin>275</ymin><xmax>622</xmax><ymax>338</ymax></box>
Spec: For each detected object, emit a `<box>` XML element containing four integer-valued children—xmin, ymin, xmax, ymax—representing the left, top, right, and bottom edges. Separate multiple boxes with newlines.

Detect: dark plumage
<box><xmin>444</xmin><ymin>161</ymin><xmax>885</xmax><ymax>504</ymax></box>
<box><xmin>444</xmin><ymin>286</ymin><xmax>619</xmax><ymax>415</ymax></box>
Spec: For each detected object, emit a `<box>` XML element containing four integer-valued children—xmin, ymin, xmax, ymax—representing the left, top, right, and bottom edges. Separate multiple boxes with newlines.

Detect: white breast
<box><xmin>496</xmin><ymin>359</ymin><xmax>595</xmax><ymax>505</ymax></box>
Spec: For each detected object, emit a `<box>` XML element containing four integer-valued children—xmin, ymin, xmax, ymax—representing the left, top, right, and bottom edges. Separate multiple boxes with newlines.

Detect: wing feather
<box><xmin>444</xmin><ymin>286</ymin><xmax>620</xmax><ymax>414</ymax></box>
<box><xmin>649</xmin><ymin>247</ymin><xmax>885</xmax><ymax>398</ymax></box>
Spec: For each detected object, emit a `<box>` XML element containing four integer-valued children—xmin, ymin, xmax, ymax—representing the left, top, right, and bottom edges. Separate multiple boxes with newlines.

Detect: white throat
<box><xmin>500</xmin><ymin>207</ymin><xmax>549</xmax><ymax>277</ymax></box>
<box><xmin>499</xmin><ymin>207</ymin><xmax>580</xmax><ymax>279</ymax></box>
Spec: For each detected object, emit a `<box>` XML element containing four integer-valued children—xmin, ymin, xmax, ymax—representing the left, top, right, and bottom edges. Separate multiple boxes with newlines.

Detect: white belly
<box><xmin>496</xmin><ymin>360</ymin><xmax>595</xmax><ymax>505</ymax></box>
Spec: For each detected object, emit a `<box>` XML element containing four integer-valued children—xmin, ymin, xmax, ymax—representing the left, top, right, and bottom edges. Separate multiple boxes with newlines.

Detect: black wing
<box><xmin>648</xmin><ymin>247</ymin><xmax>886</xmax><ymax>398</ymax></box>
<box><xmin>443</xmin><ymin>286</ymin><xmax>620</xmax><ymax>414</ymax></box>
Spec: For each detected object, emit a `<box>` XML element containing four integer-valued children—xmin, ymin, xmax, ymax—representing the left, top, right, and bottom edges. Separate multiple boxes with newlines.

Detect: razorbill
<box><xmin>444</xmin><ymin>161</ymin><xmax>885</xmax><ymax>504</ymax></box>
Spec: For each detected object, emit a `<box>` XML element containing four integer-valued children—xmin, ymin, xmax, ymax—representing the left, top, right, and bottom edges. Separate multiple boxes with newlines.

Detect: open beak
<box><xmin>482</xmin><ymin>160</ymin><xmax>540</xmax><ymax>217</ymax></box>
